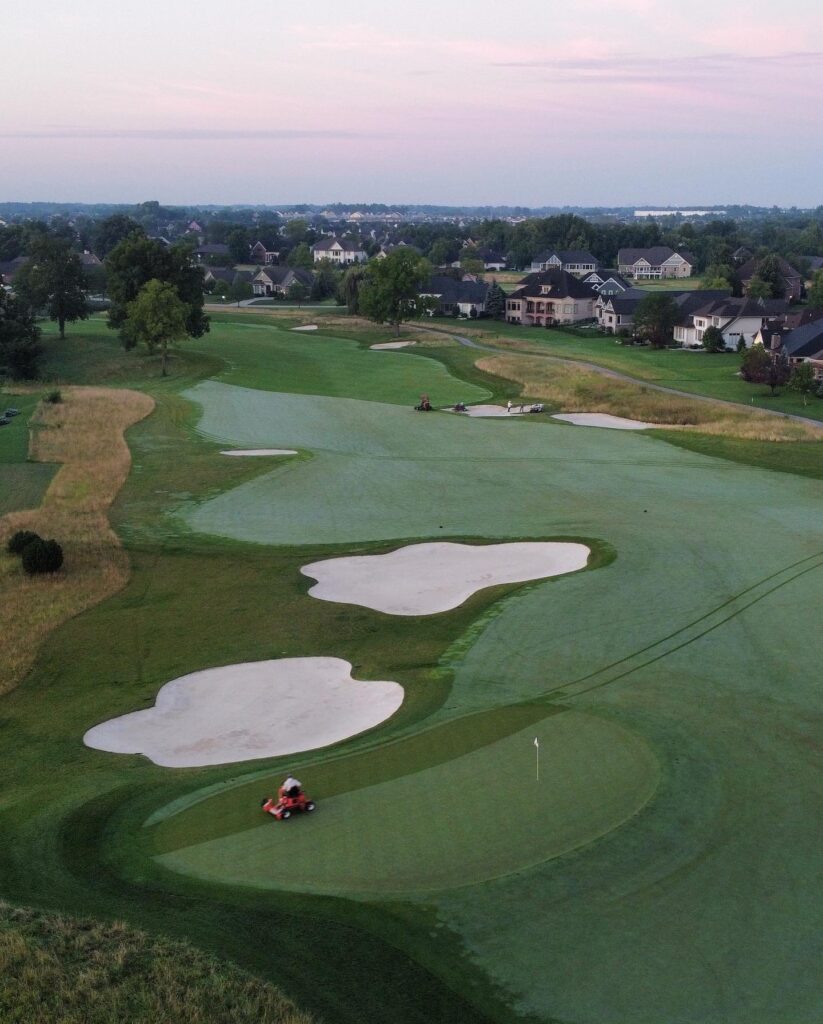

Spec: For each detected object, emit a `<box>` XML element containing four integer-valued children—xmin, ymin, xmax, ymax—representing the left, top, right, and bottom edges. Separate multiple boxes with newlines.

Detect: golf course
<box><xmin>1</xmin><ymin>311</ymin><xmax>822</xmax><ymax>1024</ymax></box>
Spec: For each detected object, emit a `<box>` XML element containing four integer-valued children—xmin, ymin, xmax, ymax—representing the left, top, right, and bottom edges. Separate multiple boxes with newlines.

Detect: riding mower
<box><xmin>261</xmin><ymin>788</ymin><xmax>316</xmax><ymax>821</ymax></box>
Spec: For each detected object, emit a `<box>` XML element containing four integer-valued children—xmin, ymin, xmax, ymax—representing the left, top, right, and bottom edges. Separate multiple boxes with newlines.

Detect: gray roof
<box><xmin>780</xmin><ymin>320</ymin><xmax>823</xmax><ymax>358</ymax></box>
<box><xmin>533</xmin><ymin>249</ymin><xmax>599</xmax><ymax>266</ymax></box>
<box><xmin>423</xmin><ymin>275</ymin><xmax>489</xmax><ymax>304</ymax></box>
<box><xmin>510</xmin><ymin>269</ymin><xmax>598</xmax><ymax>300</ymax></box>
<box><xmin>618</xmin><ymin>247</ymin><xmax>695</xmax><ymax>266</ymax></box>
<box><xmin>737</xmin><ymin>255</ymin><xmax>801</xmax><ymax>281</ymax></box>
<box><xmin>195</xmin><ymin>243</ymin><xmax>230</xmax><ymax>256</ymax></box>
<box><xmin>311</xmin><ymin>236</ymin><xmax>364</xmax><ymax>253</ymax></box>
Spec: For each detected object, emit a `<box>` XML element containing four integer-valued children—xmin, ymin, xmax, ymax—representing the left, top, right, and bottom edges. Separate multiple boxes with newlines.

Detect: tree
<box><xmin>746</xmin><ymin>276</ymin><xmax>772</xmax><ymax>301</ymax></box>
<box><xmin>788</xmin><ymin>362</ymin><xmax>816</xmax><ymax>394</ymax></box>
<box><xmin>122</xmin><ymin>279</ymin><xmax>189</xmax><ymax>376</ymax></box>
<box><xmin>227</xmin><ymin>279</ymin><xmax>253</xmax><ymax>307</ymax></box>
<box><xmin>807</xmin><ymin>270</ymin><xmax>823</xmax><ymax>309</ymax></box>
<box><xmin>750</xmin><ymin>254</ymin><xmax>785</xmax><ymax>299</ymax></box>
<box><xmin>226</xmin><ymin>229</ymin><xmax>251</xmax><ymax>265</ymax></box>
<box><xmin>287</xmin><ymin>281</ymin><xmax>308</xmax><ymax>307</ymax></box>
<box><xmin>338</xmin><ymin>263</ymin><xmax>368</xmax><ymax>313</ymax></box>
<box><xmin>632</xmin><ymin>293</ymin><xmax>679</xmax><ymax>349</ymax></box>
<box><xmin>14</xmin><ymin>235</ymin><xmax>89</xmax><ymax>339</ymax></box>
<box><xmin>701</xmin><ymin>326</ymin><xmax>726</xmax><ymax>353</ymax></box>
<box><xmin>289</xmin><ymin>243</ymin><xmax>313</xmax><ymax>270</ymax></box>
<box><xmin>310</xmin><ymin>263</ymin><xmax>338</xmax><ymax>301</ymax></box>
<box><xmin>358</xmin><ymin>249</ymin><xmax>434</xmax><ymax>336</ymax></box>
<box><xmin>485</xmin><ymin>282</ymin><xmax>506</xmax><ymax>320</ymax></box>
<box><xmin>106</xmin><ymin>234</ymin><xmax>208</xmax><ymax>344</ymax></box>
<box><xmin>459</xmin><ymin>245</ymin><xmax>485</xmax><ymax>276</ymax></box>
<box><xmin>92</xmin><ymin>215</ymin><xmax>144</xmax><ymax>259</ymax></box>
<box><xmin>740</xmin><ymin>345</ymin><xmax>791</xmax><ymax>396</ymax></box>
<box><xmin>429</xmin><ymin>237</ymin><xmax>460</xmax><ymax>267</ymax></box>
<box><xmin>0</xmin><ymin>289</ymin><xmax>42</xmax><ymax>379</ymax></box>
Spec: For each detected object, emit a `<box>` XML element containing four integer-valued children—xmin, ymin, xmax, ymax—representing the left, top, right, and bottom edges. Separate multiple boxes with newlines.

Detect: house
<box><xmin>250</xmin><ymin>241</ymin><xmax>279</xmax><ymax>265</ymax></box>
<box><xmin>477</xmin><ymin>249</ymin><xmax>507</xmax><ymax>271</ymax></box>
<box><xmin>595</xmin><ymin>288</ymin><xmax>649</xmax><ymax>334</ymax></box>
<box><xmin>529</xmin><ymin>250</ymin><xmax>599</xmax><ymax>276</ymax></box>
<box><xmin>194</xmin><ymin>243</ymin><xmax>231</xmax><ymax>262</ymax></box>
<box><xmin>618</xmin><ymin>247</ymin><xmax>694</xmax><ymax>279</ymax></box>
<box><xmin>582</xmin><ymin>269</ymin><xmax>631</xmax><ymax>295</ymax></box>
<box><xmin>0</xmin><ymin>256</ymin><xmax>27</xmax><ymax>287</ymax></box>
<box><xmin>505</xmin><ymin>269</ymin><xmax>597</xmax><ymax>326</ymax></box>
<box><xmin>79</xmin><ymin>251</ymin><xmax>102</xmax><ymax>268</ymax></box>
<box><xmin>753</xmin><ymin>318</ymin><xmax>823</xmax><ymax>378</ymax></box>
<box><xmin>202</xmin><ymin>267</ymin><xmax>255</xmax><ymax>291</ymax></box>
<box><xmin>732</xmin><ymin>246</ymin><xmax>753</xmax><ymax>264</ymax></box>
<box><xmin>251</xmin><ymin>266</ymin><xmax>314</xmax><ymax>297</ymax></box>
<box><xmin>310</xmin><ymin>236</ymin><xmax>367</xmax><ymax>264</ymax></box>
<box><xmin>737</xmin><ymin>256</ymin><xmax>802</xmax><ymax>301</ymax></box>
<box><xmin>419</xmin><ymin>275</ymin><xmax>489</xmax><ymax>317</ymax></box>
<box><xmin>377</xmin><ymin>242</ymin><xmax>419</xmax><ymax>260</ymax></box>
<box><xmin>674</xmin><ymin>296</ymin><xmax>789</xmax><ymax>349</ymax></box>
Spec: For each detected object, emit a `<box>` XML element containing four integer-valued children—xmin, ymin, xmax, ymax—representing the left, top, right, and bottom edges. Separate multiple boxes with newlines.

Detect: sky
<box><xmin>2</xmin><ymin>0</ymin><xmax>822</xmax><ymax>207</ymax></box>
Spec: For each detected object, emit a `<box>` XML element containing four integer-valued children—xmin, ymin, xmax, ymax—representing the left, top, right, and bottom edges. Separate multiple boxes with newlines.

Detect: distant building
<box><xmin>194</xmin><ymin>243</ymin><xmax>231</xmax><ymax>262</ymax></box>
<box><xmin>250</xmin><ymin>241</ymin><xmax>279</xmax><ymax>265</ymax></box>
<box><xmin>252</xmin><ymin>266</ymin><xmax>314</xmax><ymax>297</ymax></box>
<box><xmin>505</xmin><ymin>269</ymin><xmax>597</xmax><ymax>326</ymax></box>
<box><xmin>674</xmin><ymin>296</ymin><xmax>789</xmax><ymax>349</ymax></box>
<box><xmin>310</xmin><ymin>236</ymin><xmax>367</xmax><ymax>264</ymax></box>
<box><xmin>419</xmin><ymin>275</ymin><xmax>489</xmax><ymax>317</ymax></box>
<box><xmin>617</xmin><ymin>247</ymin><xmax>694</xmax><ymax>280</ymax></box>
<box><xmin>582</xmin><ymin>269</ymin><xmax>631</xmax><ymax>295</ymax></box>
<box><xmin>529</xmin><ymin>250</ymin><xmax>599</xmax><ymax>276</ymax></box>
<box><xmin>737</xmin><ymin>256</ymin><xmax>802</xmax><ymax>301</ymax></box>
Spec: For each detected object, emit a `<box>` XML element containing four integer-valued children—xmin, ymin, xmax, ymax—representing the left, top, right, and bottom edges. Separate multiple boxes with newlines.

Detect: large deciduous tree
<box><xmin>358</xmin><ymin>249</ymin><xmax>434</xmax><ymax>335</ymax></box>
<box><xmin>13</xmin><ymin>235</ymin><xmax>89</xmax><ymax>339</ymax></box>
<box><xmin>92</xmin><ymin>215</ymin><xmax>144</xmax><ymax>259</ymax></box>
<box><xmin>632</xmin><ymin>293</ymin><xmax>679</xmax><ymax>349</ymax></box>
<box><xmin>807</xmin><ymin>270</ymin><xmax>823</xmax><ymax>309</ymax></box>
<box><xmin>740</xmin><ymin>345</ymin><xmax>791</xmax><ymax>396</ymax></box>
<box><xmin>122</xmin><ymin>279</ymin><xmax>189</xmax><ymax>376</ymax></box>
<box><xmin>0</xmin><ymin>289</ymin><xmax>42</xmax><ymax>379</ymax></box>
<box><xmin>105</xmin><ymin>234</ymin><xmax>208</xmax><ymax>345</ymax></box>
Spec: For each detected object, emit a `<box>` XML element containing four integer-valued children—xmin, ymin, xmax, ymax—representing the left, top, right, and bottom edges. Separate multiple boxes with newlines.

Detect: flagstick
<box><xmin>534</xmin><ymin>737</ymin><xmax>539</xmax><ymax>782</ymax></box>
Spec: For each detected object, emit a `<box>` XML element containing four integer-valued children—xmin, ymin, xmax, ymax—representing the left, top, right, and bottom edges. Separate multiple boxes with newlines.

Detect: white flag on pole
<box><xmin>534</xmin><ymin>737</ymin><xmax>539</xmax><ymax>781</ymax></box>
<box><xmin>533</xmin><ymin>737</ymin><xmax>539</xmax><ymax>748</ymax></box>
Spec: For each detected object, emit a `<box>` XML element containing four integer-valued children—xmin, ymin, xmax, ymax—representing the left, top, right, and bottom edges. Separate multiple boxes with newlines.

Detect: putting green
<box><xmin>156</xmin><ymin>711</ymin><xmax>659</xmax><ymax>895</ymax></box>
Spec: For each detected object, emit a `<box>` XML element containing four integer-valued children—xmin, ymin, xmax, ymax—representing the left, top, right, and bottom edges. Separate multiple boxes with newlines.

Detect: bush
<box><xmin>21</xmin><ymin>538</ymin><xmax>63</xmax><ymax>575</ymax></box>
<box><xmin>45</xmin><ymin>389</ymin><xmax>62</xmax><ymax>404</ymax></box>
<box><xmin>6</xmin><ymin>530</ymin><xmax>41</xmax><ymax>555</ymax></box>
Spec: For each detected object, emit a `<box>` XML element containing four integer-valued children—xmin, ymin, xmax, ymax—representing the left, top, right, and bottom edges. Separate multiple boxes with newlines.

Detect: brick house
<box><xmin>505</xmin><ymin>269</ymin><xmax>597</xmax><ymax>326</ymax></box>
<box><xmin>617</xmin><ymin>247</ymin><xmax>694</xmax><ymax>279</ymax></box>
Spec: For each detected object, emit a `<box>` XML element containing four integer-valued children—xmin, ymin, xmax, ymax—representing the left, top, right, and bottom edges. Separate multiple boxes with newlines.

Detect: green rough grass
<box><xmin>0</xmin><ymin>393</ymin><xmax>58</xmax><ymax>515</ymax></box>
<box><xmin>0</xmin><ymin>902</ymin><xmax>312</xmax><ymax>1024</ymax></box>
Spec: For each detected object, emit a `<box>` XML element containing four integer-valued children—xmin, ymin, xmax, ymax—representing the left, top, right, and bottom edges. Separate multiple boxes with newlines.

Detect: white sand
<box><xmin>291</xmin><ymin>324</ymin><xmax>318</xmax><ymax>331</ymax></box>
<box><xmin>83</xmin><ymin>658</ymin><xmax>403</xmax><ymax>768</ymax></box>
<box><xmin>452</xmin><ymin>404</ymin><xmax>527</xmax><ymax>417</ymax></box>
<box><xmin>553</xmin><ymin>413</ymin><xmax>658</xmax><ymax>430</ymax></box>
<box><xmin>302</xmin><ymin>541</ymin><xmax>590</xmax><ymax>616</ymax></box>
<box><xmin>220</xmin><ymin>449</ymin><xmax>297</xmax><ymax>457</ymax></box>
<box><xmin>370</xmin><ymin>340</ymin><xmax>416</xmax><ymax>350</ymax></box>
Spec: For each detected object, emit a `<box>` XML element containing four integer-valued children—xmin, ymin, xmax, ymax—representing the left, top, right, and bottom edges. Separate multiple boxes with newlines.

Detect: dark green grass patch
<box><xmin>656</xmin><ymin>429</ymin><xmax>823</xmax><ymax>480</ymax></box>
<box><xmin>0</xmin><ymin>392</ymin><xmax>58</xmax><ymax>515</ymax></box>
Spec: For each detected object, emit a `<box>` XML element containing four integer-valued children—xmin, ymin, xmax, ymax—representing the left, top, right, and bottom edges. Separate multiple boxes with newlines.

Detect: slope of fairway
<box><xmin>157</xmin><ymin>712</ymin><xmax>659</xmax><ymax>895</ymax></box>
<box><xmin>188</xmin><ymin>319</ymin><xmax>490</xmax><ymax>406</ymax></box>
<box><xmin>0</xmin><ymin>394</ymin><xmax>57</xmax><ymax>515</ymax></box>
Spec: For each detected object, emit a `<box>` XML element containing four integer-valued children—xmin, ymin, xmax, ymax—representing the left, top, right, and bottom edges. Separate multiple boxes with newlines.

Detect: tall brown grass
<box><xmin>0</xmin><ymin>387</ymin><xmax>155</xmax><ymax>694</ymax></box>
<box><xmin>0</xmin><ymin>901</ymin><xmax>314</xmax><ymax>1024</ymax></box>
<box><xmin>476</xmin><ymin>353</ymin><xmax>823</xmax><ymax>442</ymax></box>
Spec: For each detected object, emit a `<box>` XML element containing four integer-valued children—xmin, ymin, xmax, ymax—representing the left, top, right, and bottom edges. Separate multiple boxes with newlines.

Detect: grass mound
<box><xmin>0</xmin><ymin>902</ymin><xmax>312</xmax><ymax>1024</ymax></box>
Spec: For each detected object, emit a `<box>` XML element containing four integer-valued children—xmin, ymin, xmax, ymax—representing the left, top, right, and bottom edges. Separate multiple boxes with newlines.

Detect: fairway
<box><xmin>157</xmin><ymin>712</ymin><xmax>659</xmax><ymax>895</ymax></box>
<box><xmin>2</xmin><ymin>314</ymin><xmax>823</xmax><ymax>1024</ymax></box>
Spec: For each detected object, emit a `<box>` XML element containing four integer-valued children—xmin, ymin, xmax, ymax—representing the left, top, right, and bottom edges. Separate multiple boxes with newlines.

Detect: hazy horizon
<box><xmin>4</xmin><ymin>0</ymin><xmax>822</xmax><ymax>207</ymax></box>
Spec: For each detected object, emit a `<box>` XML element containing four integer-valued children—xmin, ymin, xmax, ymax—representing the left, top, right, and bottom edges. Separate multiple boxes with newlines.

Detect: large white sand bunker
<box><xmin>291</xmin><ymin>324</ymin><xmax>318</xmax><ymax>331</ymax></box>
<box><xmin>220</xmin><ymin>449</ymin><xmax>297</xmax><ymax>457</ymax></box>
<box><xmin>302</xmin><ymin>541</ymin><xmax>590</xmax><ymax>616</ymax></box>
<box><xmin>370</xmin><ymin>340</ymin><xmax>416</xmax><ymax>350</ymax></box>
<box><xmin>83</xmin><ymin>658</ymin><xmax>403</xmax><ymax>768</ymax></box>
<box><xmin>553</xmin><ymin>413</ymin><xmax>658</xmax><ymax>430</ymax></box>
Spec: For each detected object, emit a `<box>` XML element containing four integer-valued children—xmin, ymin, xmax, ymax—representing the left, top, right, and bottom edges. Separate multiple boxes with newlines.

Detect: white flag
<box><xmin>533</xmin><ymin>737</ymin><xmax>539</xmax><ymax>748</ymax></box>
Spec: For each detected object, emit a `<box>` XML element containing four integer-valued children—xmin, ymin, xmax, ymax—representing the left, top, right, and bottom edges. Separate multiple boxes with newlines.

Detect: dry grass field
<box><xmin>0</xmin><ymin>387</ymin><xmax>154</xmax><ymax>693</ymax></box>
<box><xmin>476</xmin><ymin>352</ymin><xmax>823</xmax><ymax>442</ymax></box>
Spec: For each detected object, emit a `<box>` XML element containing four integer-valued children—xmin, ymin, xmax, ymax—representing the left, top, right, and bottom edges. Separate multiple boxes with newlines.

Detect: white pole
<box><xmin>534</xmin><ymin>737</ymin><xmax>539</xmax><ymax>782</ymax></box>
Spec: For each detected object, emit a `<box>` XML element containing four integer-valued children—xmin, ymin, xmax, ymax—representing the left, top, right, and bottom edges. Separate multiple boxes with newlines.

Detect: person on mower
<box><xmin>279</xmin><ymin>775</ymin><xmax>302</xmax><ymax>799</ymax></box>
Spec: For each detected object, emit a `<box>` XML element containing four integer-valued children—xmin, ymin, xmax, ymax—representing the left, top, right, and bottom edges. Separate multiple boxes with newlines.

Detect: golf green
<box><xmin>156</xmin><ymin>712</ymin><xmax>659</xmax><ymax>895</ymax></box>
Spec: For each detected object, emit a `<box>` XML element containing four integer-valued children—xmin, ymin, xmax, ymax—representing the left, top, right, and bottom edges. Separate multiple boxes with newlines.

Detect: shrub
<box><xmin>6</xmin><ymin>530</ymin><xmax>41</xmax><ymax>555</ymax></box>
<box><xmin>21</xmin><ymin>538</ymin><xmax>64</xmax><ymax>575</ymax></box>
<box><xmin>45</xmin><ymin>389</ymin><xmax>62</xmax><ymax>404</ymax></box>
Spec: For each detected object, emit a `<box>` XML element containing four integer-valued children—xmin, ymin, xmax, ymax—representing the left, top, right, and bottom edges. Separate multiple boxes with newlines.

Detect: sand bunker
<box><xmin>302</xmin><ymin>541</ymin><xmax>590</xmax><ymax>616</ymax></box>
<box><xmin>291</xmin><ymin>324</ymin><xmax>318</xmax><ymax>331</ymax></box>
<box><xmin>220</xmin><ymin>449</ymin><xmax>297</xmax><ymax>457</ymax></box>
<box><xmin>552</xmin><ymin>413</ymin><xmax>658</xmax><ymax>430</ymax></box>
<box><xmin>453</xmin><ymin>404</ymin><xmax>527</xmax><ymax>417</ymax></box>
<box><xmin>370</xmin><ymin>340</ymin><xmax>416</xmax><ymax>350</ymax></box>
<box><xmin>83</xmin><ymin>658</ymin><xmax>403</xmax><ymax>767</ymax></box>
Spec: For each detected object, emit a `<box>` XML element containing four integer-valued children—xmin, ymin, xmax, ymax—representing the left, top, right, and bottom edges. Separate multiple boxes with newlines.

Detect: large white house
<box><xmin>310</xmin><ymin>236</ymin><xmax>367</xmax><ymax>264</ymax></box>
<box><xmin>618</xmin><ymin>247</ymin><xmax>694</xmax><ymax>280</ymax></box>
<box><xmin>674</xmin><ymin>297</ymin><xmax>788</xmax><ymax>349</ymax></box>
<box><xmin>529</xmin><ymin>249</ymin><xmax>599</xmax><ymax>276</ymax></box>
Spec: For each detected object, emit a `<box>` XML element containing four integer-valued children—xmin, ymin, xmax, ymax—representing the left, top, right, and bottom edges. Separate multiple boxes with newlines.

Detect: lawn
<box><xmin>0</xmin><ymin>391</ymin><xmax>57</xmax><ymax>515</ymax></box>
<box><xmin>1</xmin><ymin>314</ymin><xmax>822</xmax><ymax>1024</ymax></box>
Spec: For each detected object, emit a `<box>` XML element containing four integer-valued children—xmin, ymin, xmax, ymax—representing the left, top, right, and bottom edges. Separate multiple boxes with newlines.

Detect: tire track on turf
<box><xmin>545</xmin><ymin>550</ymin><xmax>823</xmax><ymax>701</ymax></box>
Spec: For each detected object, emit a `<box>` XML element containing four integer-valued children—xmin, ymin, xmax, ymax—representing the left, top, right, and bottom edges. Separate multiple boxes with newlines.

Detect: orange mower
<box><xmin>261</xmin><ymin>784</ymin><xmax>316</xmax><ymax>821</ymax></box>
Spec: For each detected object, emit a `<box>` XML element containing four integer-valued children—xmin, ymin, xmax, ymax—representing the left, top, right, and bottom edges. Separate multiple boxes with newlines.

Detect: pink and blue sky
<box><xmin>2</xmin><ymin>0</ymin><xmax>821</xmax><ymax>206</ymax></box>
